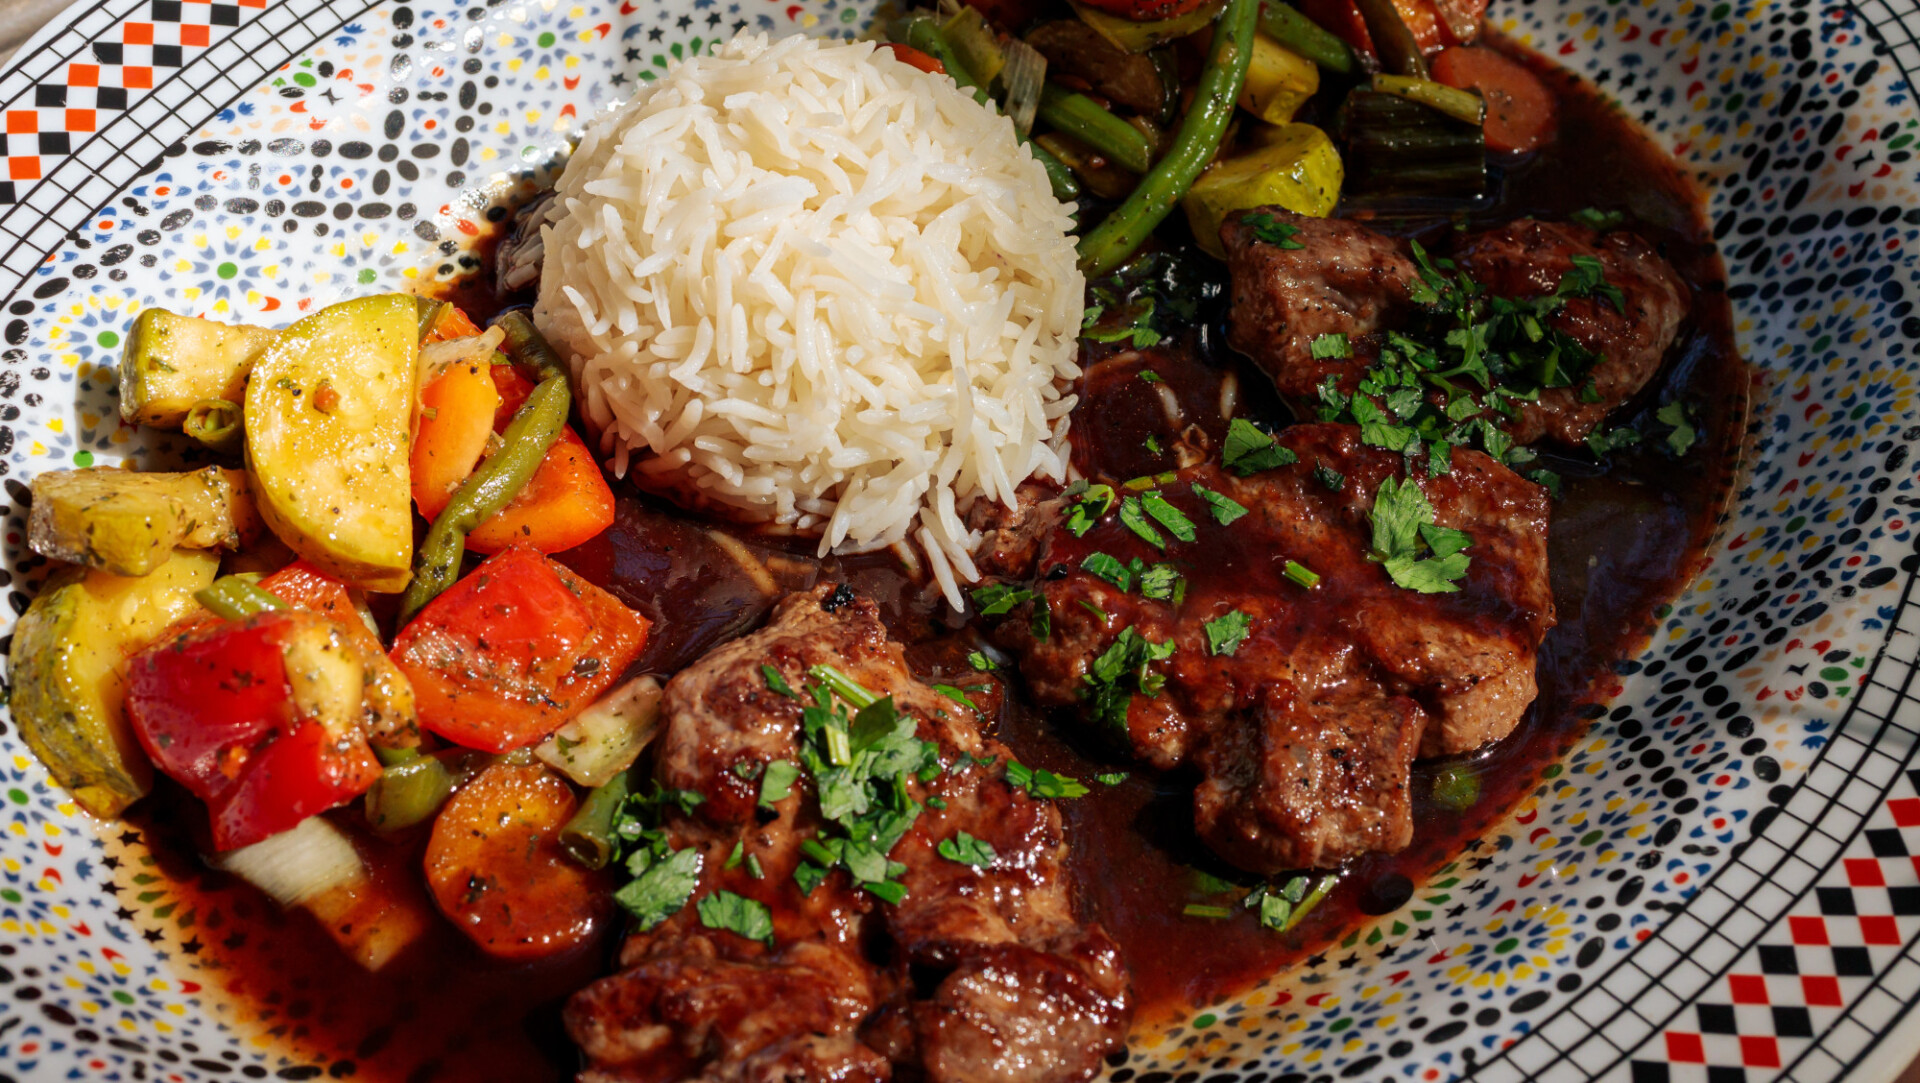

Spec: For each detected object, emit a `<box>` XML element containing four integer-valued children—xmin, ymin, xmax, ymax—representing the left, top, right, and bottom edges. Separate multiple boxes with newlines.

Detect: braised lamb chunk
<box><xmin>1221</xmin><ymin>208</ymin><xmax>1689</xmax><ymax>447</ymax></box>
<box><xmin>987</xmin><ymin>423</ymin><xmax>1554</xmax><ymax>873</ymax></box>
<box><xmin>1450</xmin><ymin>218</ymin><xmax>1689</xmax><ymax>444</ymax></box>
<box><xmin>566</xmin><ymin>585</ymin><xmax>1129</xmax><ymax>1083</ymax></box>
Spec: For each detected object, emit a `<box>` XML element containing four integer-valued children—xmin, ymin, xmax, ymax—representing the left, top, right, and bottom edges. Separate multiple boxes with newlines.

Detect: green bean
<box><xmin>1029</xmin><ymin>142</ymin><xmax>1083</xmax><ymax>202</ymax></box>
<box><xmin>183</xmin><ymin>398</ymin><xmax>243</xmax><ymax>455</ymax></box>
<box><xmin>897</xmin><ymin>17</ymin><xmax>1083</xmax><ymax>205</ymax></box>
<box><xmin>195</xmin><ymin>576</ymin><xmax>289</xmax><ymax>621</ymax></box>
<box><xmin>1258</xmin><ymin>2</ymin><xmax>1355</xmax><ymax>74</ymax></box>
<box><xmin>399</xmin><ymin>372</ymin><xmax>568</xmax><ymax>624</ymax></box>
<box><xmin>1037</xmin><ymin>85</ymin><xmax>1154</xmax><ymax>174</ymax></box>
<box><xmin>1352</xmin><ymin>0</ymin><xmax>1428</xmax><ymax>77</ymax></box>
<box><xmin>1076</xmin><ymin>0</ymin><xmax>1260</xmax><ymax>277</ymax></box>
<box><xmin>492</xmin><ymin>310</ymin><xmax>569</xmax><ymax>384</ymax></box>
<box><xmin>365</xmin><ymin>750</ymin><xmax>461</xmax><ymax>833</ymax></box>
<box><xmin>559</xmin><ymin>766</ymin><xmax>636</xmax><ymax>869</ymax></box>
<box><xmin>414</xmin><ymin>297</ymin><xmax>447</xmax><ymax>340</ymax></box>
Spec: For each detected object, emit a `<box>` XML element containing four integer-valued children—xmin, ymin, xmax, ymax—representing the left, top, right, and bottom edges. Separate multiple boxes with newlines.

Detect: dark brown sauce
<box><xmin>106</xmin><ymin>38</ymin><xmax>1751</xmax><ymax>1078</ymax></box>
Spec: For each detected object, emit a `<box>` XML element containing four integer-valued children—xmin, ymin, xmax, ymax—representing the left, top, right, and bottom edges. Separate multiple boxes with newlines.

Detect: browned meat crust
<box><xmin>566</xmin><ymin>585</ymin><xmax>1130</xmax><ymax>1083</ymax></box>
<box><xmin>988</xmin><ymin>423</ymin><xmax>1554</xmax><ymax>873</ymax></box>
<box><xmin>1222</xmin><ymin>209</ymin><xmax>1689</xmax><ymax>446</ymax></box>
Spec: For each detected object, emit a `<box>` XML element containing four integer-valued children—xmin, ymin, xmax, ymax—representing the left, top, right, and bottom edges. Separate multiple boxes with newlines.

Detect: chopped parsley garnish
<box><xmin>937</xmin><ymin>830</ymin><xmax>997</xmax><ymax>868</ymax></box>
<box><xmin>932</xmin><ymin>684</ymin><xmax>977</xmax><ymax>710</ymax></box>
<box><xmin>1191</xmin><ymin>482</ymin><xmax>1249</xmax><ymax>525</ymax></box>
<box><xmin>697</xmin><ymin>889</ymin><xmax>774</xmax><ymax>944</ymax></box>
<box><xmin>1095</xmin><ymin>771</ymin><xmax>1130</xmax><ymax>786</ymax></box>
<box><xmin>1005</xmin><ymin>760</ymin><xmax>1090</xmax><ymax>799</ymax></box>
<box><xmin>1244</xmin><ymin>872</ymin><xmax>1336</xmax><ymax>933</ymax></box>
<box><xmin>1242</xmin><ymin>212</ymin><xmax>1306</xmax><ymax>249</ymax></box>
<box><xmin>1144</xmin><ymin>434</ymin><xmax>1163</xmax><ymax>457</ymax></box>
<box><xmin>1310</xmin><ymin>332</ymin><xmax>1353</xmax><ymax>359</ymax></box>
<box><xmin>1570</xmin><ymin>206</ymin><xmax>1626</xmax><ymax>231</ymax></box>
<box><xmin>1432</xmin><ymin>763</ymin><xmax>1481</xmax><ymax>810</ymax></box>
<box><xmin>1081</xmin><ymin>298</ymin><xmax>1162</xmax><ymax>349</ymax></box>
<box><xmin>1656</xmin><ymin>401</ymin><xmax>1696</xmax><ymax>456</ymax></box>
<box><xmin>761</xmin><ymin>664</ymin><xmax>797</xmax><ymax>698</ymax></box>
<box><xmin>1137</xmin><ymin>562</ymin><xmax>1183</xmax><ymax>602</ymax></box>
<box><xmin>724</xmin><ymin>840</ymin><xmax>744</xmax><ymax>870</ymax></box>
<box><xmin>1283</xmin><ymin>560</ymin><xmax>1321</xmax><ymax>589</ymax></box>
<box><xmin>1084</xmin><ymin>626</ymin><xmax>1176</xmax><ymax>727</ymax></box>
<box><xmin>1140</xmin><ymin>491</ymin><xmax>1197</xmax><ymax>542</ymax></box>
<box><xmin>967</xmin><ymin>651</ymin><xmax>997</xmax><ymax>672</ymax></box>
<box><xmin>613</xmin><ymin>845</ymin><xmax>704</xmax><ymax>931</ymax></box>
<box><xmin>1118</xmin><ymin>496</ymin><xmax>1167</xmax><ymax>550</ymax></box>
<box><xmin>1221</xmin><ymin>418</ymin><xmax>1298</xmax><ymax>476</ymax></box>
<box><xmin>1202</xmin><ymin>610</ymin><xmax>1252</xmax><ymax>657</ymax></box>
<box><xmin>971</xmin><ymin>582</ymin><xmax>1036</xmax><ymax>616</ymax></box>
<box><xmin>1082</xmin><ymin>552</ymin><xmax>1133</xmax><ymax>591</ymax></box>
<box><xmin>758</xmin><ymin>759</ymin><xmax>799</xmax><ymax>808</ymax></box>
<box><xmin>1585</xmin><ymin>425</ymin><xmax>1641</xmax><ymax>457</ymax></box>
<box><xmin>793</xmin><ymin>860</ymin><xmax>830</xmax><ymax>897</ymax></box>
<box><xmin>1313</xmin><ymin>463</ymin><xmax>1346</xmax><ymax>492</ymax></box>
<box><xmin>1064</xmin><ymin>483</ymin><xmax>1117</xmax><ymax>537</ymax></box>
<box><xmin>1527</xmin><ymin>468</ymin><xmax>1563</xmax><ymax>499</ymax></box>
<box><xmin>1369</xmin><ymin>476</ymin><xmax>1471</xmax><ymax>594</ymax></box>
<box><xmin>1139</xmin><ymin>369</ymin><xmax>1163</xmax><ymax>383</ymax></box>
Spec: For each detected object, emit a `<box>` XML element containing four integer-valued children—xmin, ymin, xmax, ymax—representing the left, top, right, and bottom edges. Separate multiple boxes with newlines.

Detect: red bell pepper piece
<box><xmin>125</xmin><ymin>611</ymin><xmax>382</xmax><ymax>850</ymax></box>
<box><xmin>389</xmin><ymin>546</ymin><xmax>650</xmax><ymax>753</ymax></box>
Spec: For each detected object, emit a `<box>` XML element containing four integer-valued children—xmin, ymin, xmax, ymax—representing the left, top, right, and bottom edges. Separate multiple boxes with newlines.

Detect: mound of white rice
<box><xmin>534</xmin><ymin>31</ymin><xmax>1083</xmax><ymax>606</ymax></box>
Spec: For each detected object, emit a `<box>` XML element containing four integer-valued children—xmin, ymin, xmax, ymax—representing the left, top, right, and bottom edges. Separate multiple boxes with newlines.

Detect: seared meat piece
<box><xmin>1222</xmin><ymin>212</ymin><xmax>1419</xmax><ymax>389</ymax></box>
<box><xmin>1222</xmin><ymin>208</ymin><xmax>1689</xmax><ymax>446</ymax></box>
<box><xmin>990</xmin><ymin>424</ymin><xmax>1553</xmax><ymax>873</ymax></box>
<box><xmin>567</xmin><ymin>586</ymin><xmax>1129</xmax><ymax>1083</ymax></box>
<box><xmin>1451</xmin><ymin>219</ymin><xmax>1689</xmax><ymax>444</ymax></box>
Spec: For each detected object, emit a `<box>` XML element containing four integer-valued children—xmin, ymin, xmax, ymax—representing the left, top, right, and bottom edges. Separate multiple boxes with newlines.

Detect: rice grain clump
<box><xmin>535</xmin><ymin>32</ymin><xmax>1083</xmax><ymax>606</ymax></box>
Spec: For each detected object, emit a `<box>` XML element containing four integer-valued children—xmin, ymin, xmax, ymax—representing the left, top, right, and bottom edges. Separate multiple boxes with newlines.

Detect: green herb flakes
<box><xmin>1203</xmin><ymin>610</ymin><xmax>1252</xmax><ymax>657</ymax></box>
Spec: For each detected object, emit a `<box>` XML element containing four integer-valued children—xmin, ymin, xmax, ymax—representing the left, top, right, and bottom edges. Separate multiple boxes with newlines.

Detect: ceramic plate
<box><xmin>1</xmin><ymin>0</ymin><xmax>1918</xmax><ymax>1080</ymax></box>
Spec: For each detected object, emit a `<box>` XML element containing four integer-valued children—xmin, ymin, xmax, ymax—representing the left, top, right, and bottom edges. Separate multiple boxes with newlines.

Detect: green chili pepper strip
<box><xmin>182</xmin><ymin>398</ymin><xmax>244</xmax><ymax>455</ymax></box>
<box><xmin>399</xmin><ymin>373</ymin><xmax>569</xmax><ymax>624</ymax></box>
<box><xmin>365</xmin><ymin>751</ymin><xmax>461</xmax><ymax>833</ymax></box>
<box><xmin>1258</xmin><ymin>2</ymin><xmax>1355</xmax><ymax>74</ymax></box>
<box><xmin>195</xmin><ymin>576</ymin><xmax>290</xmax><ymax>621</ymax></box>
<box><xmin>559</xmin><ymin>766</ymin><xmax>637</xmax><ymax>870</ymax></box>
<box><xmin>899</xmin><ymin>17</ymin><xmax>1082</xmax><ymax>204</ymax></box>
<box><xmin>1076</xmin><ymin>0</ymin><xmax>1260</xmax><ymax>277</ymax></box>
<box><xmin>1037</xmin><ymin>84</ymin><xmax>1154</xmax><ymax>174</ymax></box>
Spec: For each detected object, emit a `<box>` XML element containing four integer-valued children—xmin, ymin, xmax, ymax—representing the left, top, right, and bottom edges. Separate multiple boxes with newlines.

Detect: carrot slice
<box><xmin>411</xmin><ymin>355</ymin><xmax>502</xmax><ymax>522</ymax></box>
<box><xmin>1431</xmin><ymin>46</ymin><xmax>1558</xmax><ymax>154</ymax></box>
<box><xmin>424</xmin><ymin>762</ymin><xmax>608</xmax><ymax>959</ymax></box>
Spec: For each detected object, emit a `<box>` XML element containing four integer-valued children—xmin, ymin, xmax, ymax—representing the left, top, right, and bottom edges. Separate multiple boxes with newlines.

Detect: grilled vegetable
<box><xmin>209</xmin><ymin>816</ymin><xmax>430</xmax><ymax>971</ymax></box>
<box><xmin>1036</xmin><ymin>132</ymin><xmax>1141</xmax><ymax>199</ymax></box>
<box><xmin>1183</xmin><ymin>122</ymin><xmax>1343</xmax><ymax>256</ymax></box>
<box><xmin>8</xmin><ymin>550</ymin><xmax>218</xmax><ymax>817</ymax></box>
<box><xmin>456</xmin><ymin>360</ymin><xmax>616</xmax><ymax>555</ymax></box>
<box><xmin>1258</xmin><ymin>2</ymin><xmax>1356</xmax><ymax>73</ymax></box>
<box><xmin>1078</xmin><ymin>0</ymin><xmax>1261</xmax><ymax>276</ymax></box>
<box><xmin>364</xmin><ymin>747</ymin><xmax>490</xmax><ymax>833</ymax></box>
<box><xmin>118</xmin><ymin>308</ymin><xmax>274</xmax><ymax>429</ymax></box>
<box><xmin>244</xmin><ymin>294</ymin><xmax>418</xmax><ymax>593</ymax></box>
<box><xmin>253</xmin><ymin>561</ymin><xmax>418</xmax><ymax>750</ymax></box>
<box><xmin>391</xmin><ymin>546</ymin><xmax>651</xmax><ymax>753</ymax></box>
<box><xmin>1353</xmin><ymin>0</ymin><xmax>1428</xmax><ymax>76</ymax></box>
<box><xmin>1025</xmin><ymin>20</ymin><xmax>1167</xmax><ymax>114</ymax></box>
<box><xmin>1339</xmin><ymin>88</ymin><xmax>1487</xmax><ymax>198</ymax></box>
<box><xmin>1039</xmin><ymin>84</ymin><xmax>1156</xmax><ymax>174</ymax></box>
<box><xmin>28</xmin><ymin>465</ymin><xmax>259</xmax><ymax>577</ymax></box>
<box><xmin>124</xmin><ymin>609</ymin><xmax>384</xmax><ymax>850</ymax></box>
<box><xmin>535</xmin><ymin>674</ymin><xmax>665</xmax><ymax>788</ymax></box>
<box><xmin>1371</xmin><ymin>72</ymin><xmax>1486</xmax><ymax>125</ymax></box>
<box><xmin>1069</xmin><ymin>0</ymin><xmax>1227</xmax><ymax>53</ymax></box>
<box><xmin>411</xmin><ymin>350</ymin><xmax>502</xmax><ymax>517</ymax></box>
<box><xmin>424</xmin><ymin>761</ymin><xmax>609</xmax><ymax>959</ymax></box>
<box><xmin>1430</xmin><ymin>45</ymin><xmax>1556</xmax><ymax>153</ymax></box>
<box><xmin>1239</xmin><ymin>30</ymin><xmax>1321</xmax><ymax>124</ymax></box>
<box><xmin>182</xmin><ymin>399</ymin><xmax>244</xmax><ymax>454</ymax></box>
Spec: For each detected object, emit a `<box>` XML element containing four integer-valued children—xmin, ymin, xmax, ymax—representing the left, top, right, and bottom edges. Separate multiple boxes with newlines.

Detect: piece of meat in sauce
<box><xmin>986</xmin><ymin>423</ymin><xmax>1554</xmax><ymax>874</ymax></box>
<box><xmin>566</xmin><ymin>585</ymin><xmax>1129</xmax><ymax>1083</ymax></box>
<box><xmin>1221</xmin><ymin>208</ymin><xmax>1688</xmax><ymax>446</ymax></box>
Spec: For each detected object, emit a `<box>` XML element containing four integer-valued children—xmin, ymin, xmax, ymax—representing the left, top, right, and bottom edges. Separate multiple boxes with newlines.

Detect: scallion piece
<box><xmin>1283</xmin><ymin>560</ymin><xmax>1322</xmax><ymax>589</ymax></box>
